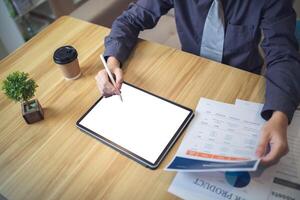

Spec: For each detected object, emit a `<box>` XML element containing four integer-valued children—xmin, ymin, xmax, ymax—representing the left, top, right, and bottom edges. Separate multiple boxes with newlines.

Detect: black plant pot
<box><xmin>22</xmin><ymin>99</ymin><xmax>44</xmax><ymax>124</ymax></box>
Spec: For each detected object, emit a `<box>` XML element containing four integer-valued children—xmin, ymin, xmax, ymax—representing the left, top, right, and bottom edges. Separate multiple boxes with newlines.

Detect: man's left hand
<box><xmin>256</xmin><ymin>111</ymin><xmax>289</xmax><ymax>166</ymax></box>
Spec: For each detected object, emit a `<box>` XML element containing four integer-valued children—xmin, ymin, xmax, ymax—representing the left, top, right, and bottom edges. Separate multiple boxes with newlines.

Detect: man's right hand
<box><xmin>95</xmin><ymin>56</ymin><xmax>123</xmax><ymax>97</ymax></box>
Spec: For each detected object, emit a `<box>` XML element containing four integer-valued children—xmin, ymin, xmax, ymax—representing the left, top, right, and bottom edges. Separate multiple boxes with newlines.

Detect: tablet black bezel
<box><xmin>76</xmin><ymin>82</ymin><xmax>194</xmax><ymax>169</ymax></box>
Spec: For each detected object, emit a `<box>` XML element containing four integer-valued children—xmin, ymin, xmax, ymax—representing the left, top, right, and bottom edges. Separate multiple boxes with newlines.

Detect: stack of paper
<box><xmin>166</xmin><ymin>98</ymin><xmax>264</xmax><ymax>172</ymax></box>
<box><xmin>269</xmin><ymin>109</ymin><xmax>300</xmax><ymax>200</ymax></box>
<box><xmin>167</xmin><ymin>99</ymin><xmax>300</xmax><ymax>200</ymax></box>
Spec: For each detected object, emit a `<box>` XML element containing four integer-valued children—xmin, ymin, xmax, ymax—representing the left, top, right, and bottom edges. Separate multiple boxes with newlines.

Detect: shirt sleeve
<box><xmin>103</xmin><ymin>0</ymin><xmax>173</xmax><ymax>64</ymax></box>
<box><xmin>260</xmin><ymin>0</ymin><xmax>300</xmax><ymax>123</ymax></box>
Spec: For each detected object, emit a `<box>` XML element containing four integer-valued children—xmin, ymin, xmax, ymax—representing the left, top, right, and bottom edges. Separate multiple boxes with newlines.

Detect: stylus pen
<box><xmin>100</xmin><ymin>54</ymin><xmax>123</xmax><ymax>102</ymax></box>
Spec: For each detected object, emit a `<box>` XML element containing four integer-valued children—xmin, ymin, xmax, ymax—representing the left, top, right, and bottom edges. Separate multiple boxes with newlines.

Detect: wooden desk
<box><xmin>0</xmin><ymin>17</ymin><xmax>265</xmax><ymax>200</ymax></box>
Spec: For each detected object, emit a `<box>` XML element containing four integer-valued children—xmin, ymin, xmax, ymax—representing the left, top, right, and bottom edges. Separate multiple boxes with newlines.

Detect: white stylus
<box><xmin>100</xmin><ymin>54</ymin><xmax>123</xmax><ymax>102</ymax></box>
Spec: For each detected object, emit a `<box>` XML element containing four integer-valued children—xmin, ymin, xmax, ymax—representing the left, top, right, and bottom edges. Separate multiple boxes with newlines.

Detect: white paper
<box><xmin>168</xmin><ymin>99</ymin><xmax>300</xmax><ymax>200</ymax></box>
<box><xmin>192</xmin><ymin>98</ymin><xmax>263</xmax><ymax>160</ymax></box>
<box><xmin>166</xmin><ymin>98</ymin><xmax>263</xmax><ymax>172</ymax></box>
<box><xmin>269</xmin><ymin>110</ymin><xmax>300</xmax><ymax>200</ymax></box>
<box><xmin>79</xmin><ymin>83</ymin><xmax>191</xmax><ymax>164</ymax></box>
<box><xmin>168</xmin><ymin>99</ymin><xmax>277</xmax><ymax>200</ymax></box>
<box><xmin>169</xmin><ymin>165</ymin><xmax>277</xmax><ymax>200</ymax></box>
<box><xmin>235</xmin><ymin>100</ymin><xmax>300</xmax><ymax>200</ymax></box>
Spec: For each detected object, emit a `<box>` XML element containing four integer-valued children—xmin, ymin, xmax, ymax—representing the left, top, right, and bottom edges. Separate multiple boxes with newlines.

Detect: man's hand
<box><xmin>95</xmin><ymin>56</ymin><xmax>123</xmax><ymax>97</ymax></box>
<box><xmin>256</xmin><ymin>111</ymin><xmax>289</xmax><ymax>166</ymax></box>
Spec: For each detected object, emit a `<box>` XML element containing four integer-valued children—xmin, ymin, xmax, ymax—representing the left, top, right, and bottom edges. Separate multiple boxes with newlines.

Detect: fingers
<box><xmin>260</xmin><ymin>141</ymin><xmax>288</xmax><ymax>166</ymax></box>
<box><xmin>95</xmin><ymin>56</ymin><xmax>123</xmax><ymax>98</ymax></box>
<box><xmin>257</xmin><ymin>116</ymin><xmax>289</xmax><ymax>166</ymax></box>
<box><xmin>111</xmin><ymin>66</ymin><xmax>123</xmax><ymax>90</ymax></box>
<box><xmin>107</xmin><ymin>56</ymin><xmax>123</xmax><ymax>90</ymax></box>
<box><xmin>95</xmin><ymin>70</ymin><xmax>119</xmax><ymax>97</ymax></box>
<box><xmin>255</xmin><ymin>129</ymin><xmax>269</xmax><ymax>158</ymax></box>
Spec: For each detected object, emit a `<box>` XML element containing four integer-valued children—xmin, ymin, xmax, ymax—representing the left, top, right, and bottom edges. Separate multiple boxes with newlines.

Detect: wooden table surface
<box><xmin>0</xmin><ymin>16</ymin><xmax>265</xmax><ymax>200</ymax></box>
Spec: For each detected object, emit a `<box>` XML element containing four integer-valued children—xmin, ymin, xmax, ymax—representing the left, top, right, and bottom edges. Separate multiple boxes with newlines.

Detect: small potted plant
<box><xmin>2</xmin><ymin>71</ymin><xmax>44</xmax><ymax>124</ymax></box>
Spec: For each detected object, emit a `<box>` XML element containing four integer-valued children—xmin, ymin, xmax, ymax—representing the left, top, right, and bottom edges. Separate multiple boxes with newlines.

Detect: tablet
<box><xmin>76</xmin><ymin>82</ymin><xmax>194</xmax><ymax>169</ymax></box>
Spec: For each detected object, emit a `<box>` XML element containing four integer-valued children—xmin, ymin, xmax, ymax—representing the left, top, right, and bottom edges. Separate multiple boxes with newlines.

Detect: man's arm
<box><xmin>257</xmin><ymin>0</ymin><xmax>300</xmax><ymax>165</ymax></box>
<box><xmin>260</xmin><ymin>0</ymin><xmax>300</xmax><ymax>122</ymax></box>
<box><xmin>103</xmin><ymin>0</ymin><xmax>174</xmax><ymax>63</ymax></box>
<box><xmin>97</xmin><ymin>0</ymin><xmax>173</xmax><ymax>97</ymax></box>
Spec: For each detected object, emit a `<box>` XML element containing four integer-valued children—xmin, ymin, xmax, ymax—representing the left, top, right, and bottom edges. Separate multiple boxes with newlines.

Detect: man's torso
<box><xmin>172</xmin><ymin>0</ymin><xmax>265</xmax><ymax>73</ymax></box>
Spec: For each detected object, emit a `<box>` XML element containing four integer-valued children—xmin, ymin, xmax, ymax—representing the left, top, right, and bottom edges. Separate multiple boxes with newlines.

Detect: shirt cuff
<box><xmin>103</xmin><ymin>37</ymin><xmax>130</xmax><ymax>65</ymax></box>
<box><xmin>261</xmin><ymin>83</ymin><xmax>298</xmax><ymax>124</ymax></box>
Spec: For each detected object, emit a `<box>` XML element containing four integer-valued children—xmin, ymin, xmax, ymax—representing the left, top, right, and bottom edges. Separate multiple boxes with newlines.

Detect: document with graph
<box><xmin>166</xmin><ymin>98</ymin><xmax>264</xmax><ymax>172</ymax></box>
<box><xmin>168</xmin><ymin>100</ymin><xmax>300</xmax><ymax>200</ymax></box>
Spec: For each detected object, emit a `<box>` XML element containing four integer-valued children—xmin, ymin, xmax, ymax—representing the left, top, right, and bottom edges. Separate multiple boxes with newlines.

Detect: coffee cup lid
<box><xmin>53</xmin><ymin>46</ymin><xmax>78</xmax><ymax>64</ymax></box>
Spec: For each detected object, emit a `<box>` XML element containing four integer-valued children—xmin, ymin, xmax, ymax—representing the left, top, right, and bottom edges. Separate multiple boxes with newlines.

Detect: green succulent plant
<box><xmin>2</xmin><ymin>71</ymin><xmax>38</xmax><ymax>103</ymax></box>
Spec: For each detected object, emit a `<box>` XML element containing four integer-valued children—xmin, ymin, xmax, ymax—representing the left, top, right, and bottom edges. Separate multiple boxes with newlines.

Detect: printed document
<box><xmin>168</xmin><ymin>100</ymin><xmax>300</xmax><ymax>200</ymax></box>
<box><xmin>166</xmin><ymin>98</ymin><xmax>263</xmax><ymax>172</ymax></box>
<box><xmin>235</xmin><ymin>100</ymin><xmax>300</xmax><ymax>200</ymax></box>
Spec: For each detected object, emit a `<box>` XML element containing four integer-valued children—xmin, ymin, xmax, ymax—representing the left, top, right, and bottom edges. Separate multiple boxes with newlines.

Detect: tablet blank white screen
<box><xmin>79</xmin><ymin>83</ymin><xmax>191</xmax><ymax>164</ymax></box>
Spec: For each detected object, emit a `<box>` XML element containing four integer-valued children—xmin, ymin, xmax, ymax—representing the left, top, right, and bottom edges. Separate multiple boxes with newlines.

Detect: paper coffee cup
<box><xmin>53</xmin><ymin>46</ymin><xmax>81</xmax><ymax>80</ymax></box>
